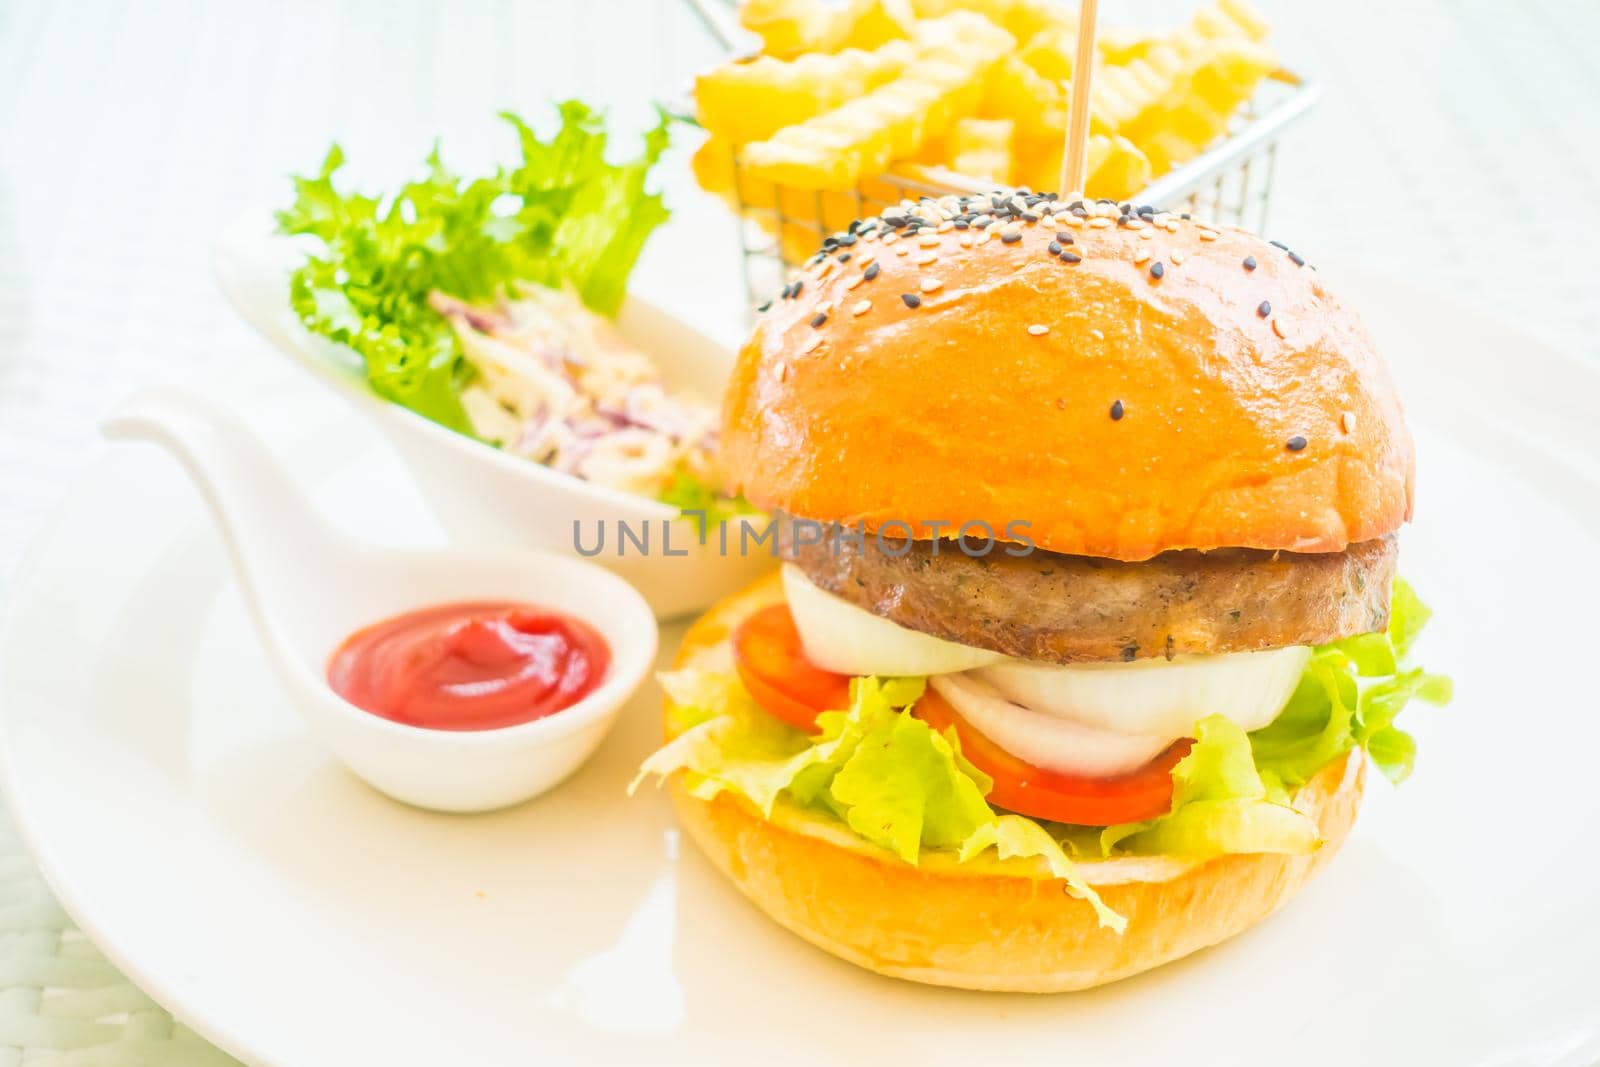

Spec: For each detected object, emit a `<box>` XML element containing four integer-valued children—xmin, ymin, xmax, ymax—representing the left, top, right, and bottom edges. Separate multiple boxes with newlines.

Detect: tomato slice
<box><xmin>915</xmin><ymin>689</ymin><xmax>1192</xmax><ymax>826</ymax></box>
<box><xmin>731</xmin><ymin>604</ymin><xmax>852</xmax><ymax>732</ymax></box>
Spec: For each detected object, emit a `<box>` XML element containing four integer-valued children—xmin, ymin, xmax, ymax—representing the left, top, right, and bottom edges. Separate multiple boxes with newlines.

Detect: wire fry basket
<box><xmin>729</xmin><ymin>70</ymin><xmax>1320</xmax><ymax>312</ymax></box>
<box><xmin>680</xmin><ymin>0</ymin><xmax>1322</xmax><ymax>315</ymax></box>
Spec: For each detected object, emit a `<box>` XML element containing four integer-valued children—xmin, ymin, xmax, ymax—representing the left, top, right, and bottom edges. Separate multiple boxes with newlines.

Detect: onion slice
<box><xmin>781</xmin><ymin>565</ymin><xmax>1005</xmax><ymax>677</ymax></box>
<box><xmin>974</xmin><ymin>644</ymin><xmax>1312</xmax><ymax>739</ymax></box>
<box><xmin>928</xmin><ymin>673</ymin><xmax>1174</xmax><ymax>778</ymax></box>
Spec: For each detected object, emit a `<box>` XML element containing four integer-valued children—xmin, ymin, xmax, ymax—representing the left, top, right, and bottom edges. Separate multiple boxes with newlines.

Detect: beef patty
<box><xmin>783</xmin><ymin>526</ymin><xmax>1397</xmax><ymax>664</ymax></box>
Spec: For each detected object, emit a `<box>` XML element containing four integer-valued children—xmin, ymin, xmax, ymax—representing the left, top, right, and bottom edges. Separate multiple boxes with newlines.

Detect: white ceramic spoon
<box><xmin>101</xmin><ymin>387</ymin><xmax>658</xmax><ymax>813</ymax></box>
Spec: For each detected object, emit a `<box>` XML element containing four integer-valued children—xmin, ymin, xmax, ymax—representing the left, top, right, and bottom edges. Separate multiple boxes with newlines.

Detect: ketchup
<box><xmin>327</xmin><ymin>601</ymin><xmax>610</xmax><ymax>731</ymax></box>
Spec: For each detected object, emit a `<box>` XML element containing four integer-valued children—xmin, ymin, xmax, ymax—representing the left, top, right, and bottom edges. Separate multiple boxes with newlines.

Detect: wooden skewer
<box><xmin>1058</xmin><ymin>0</ymin><xmax>1101</xmax><ymax>197</ymax></box>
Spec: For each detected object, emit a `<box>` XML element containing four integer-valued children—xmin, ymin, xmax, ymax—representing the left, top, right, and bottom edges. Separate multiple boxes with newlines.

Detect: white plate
<box><xmin>5</xmin><ymin>265</ymin><xmax>1600</xmax><ymax>1067</ymax></box>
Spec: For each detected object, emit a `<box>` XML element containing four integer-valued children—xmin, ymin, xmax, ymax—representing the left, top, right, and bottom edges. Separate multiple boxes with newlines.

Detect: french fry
<box><xmin>1014</xmin><ymin>132</ymin><xmax>1149</xmax><ymax>198</ymax></box>
<box><xmin>739</xmin><ymin>0</ymin><xmax>871</xmax><ymax>58</ymax></box>
<box><xmin>1086</xmin><ymin>133</ymin><xmax>1154</xmax><ymax>199</ymax></box>
<box><xmin>1188</xmin><ymin>38</ymin><xmax>1275</xmax><ymax>113</ymax></box>
<box><xmin>981</xmin><ymin>53</ymin><xmax>1066</xmax><ymax>137</ymax></box>
<box><xmin>741</xmin><ymin>13</ymin><xmax>1015</xmax><ymax>190</ymax></box>
<box><xmin>909</xmin><ymin>0</ymin><xmax>1073</xmax><ymax>42</ymax></box>
<box><xmin>1218</xmin><ymin>0</ymin><xmax>1271</xmax><ymax>41</ymax></box>
<box><xmin>695</xmin><ymin>40</ymin><xmax>915</xmax><ymax>143</ymax></box>
<box><xmin>1018</xmin><ymin>27</ymin><xmax>1075</xmax><ymax>81</ymax></box>
<box><xmin>944</xmin><ymin>117</ymin><xmax>1014</xmax><ymax>183</ymax></box>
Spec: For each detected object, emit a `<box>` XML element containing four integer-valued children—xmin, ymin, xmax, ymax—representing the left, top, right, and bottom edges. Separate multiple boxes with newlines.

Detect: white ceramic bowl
<box><xmin>103</xmin><ymin>387</ymin><xmax>661</xmax><ymax>813</ymax></box>
<box><xmin>212</xmin><ymin>211</ymin><xmax>774</xmax><ymax>619</ymax></box>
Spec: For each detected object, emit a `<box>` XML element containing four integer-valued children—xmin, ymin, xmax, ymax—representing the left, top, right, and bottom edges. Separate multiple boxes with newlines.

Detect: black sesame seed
<box><xmin>1048</xmin><ymin>241</ymin><xmax>1063</xmax><ymax>256</ymax></box>
<box><xmin>883</xmin><ymin>214</ymin><xmax>908</xmax><ymax>228</ymax></box>
<box><xmin>974</xmin><ymin>216</ymin><xmax>994</xmax><ymax>228</ymax></box>
<box><xmin>1061</xmin><ymin>251</ymin><xmax>1082</xmax><ymax>264</ymax></box>
<box><xmin>1021</xmin><ymin>211</ymin><xmax>1039</xmax><ymax>223</ymax></box>
<box><xmin>822</xmin><ymin>237</ymin><xmax>839</xmax><ymax>250</ymax></box>
<box><xmin>1180</xmin><ymin>212</ymin><xmax>1191</xmax><ymax>220</ymax></box>
<box><xmin>1110</xmin><ymin>399</ymin><xmax>1125</xmax><ymax>421</ymax></box>
<box><xmin>838</xmin><ymin>252</ymin><xmax>852</xmax><ymax>263</ymax></box>
<box><xmin>1056</xmin><ymin>231</ymin><xmax>1073</xmax><ymax>242</ymax></box>
<box><xmin>954</xmin><ymin>220</ymin><xmax>970</xmax><ymax>229</ymax></box>
<box><xmin>810</xmin><ymin>312</ymin><xmax>828</xmax><ymax>328</ymax></box>
<box><xmin>1150</xmin><ymin>261</ymin><xmax>1165</xmax><ymax>279</ymax></box>
<box><xmin>1071</xmin><ymin>206</ymin><xmax>1088</xmax><ymax>218</ymax></box>
<box><xmin>1242</xmin><ymin>255</ymin><xmax>1257</xmax><ymax>272</ymax></box>
<box><xmin>848</xmin><ymin>219</ymin><xmax>861</xmax><ymax>234</ymax></box>
<box><xmin>1257</xmin><ymin>300</ymin><xmax>1272</xmax><ymax>318</ymax></box>
<box><xmin>757</xmin><ymin>301</ymin><xmax>772</xmax><ymax>313</ymax></box>
<box><xmin>1001</xmin><ymin>231</ymin><xmax>1022</xmax><ymax>244</ymax></box>
<box><xmin>790</xmin><ymin>280</ymin><xmax>804</xmax><ymax>298</ymax></box>
<box><xmin>1067</xmin><ymin>200</ymin><xmax>1085</xmax><ymax>212</ymax></box>
<box><xmin>1287</xmin><ymin>435</ymin><xmax>1308</xmax><ymax>452</ymax></box>
<box><xmin>863</xmin><ymin>262</ymin><xmax>880</xmax><ymax>281</ymax></box>
<box><xmin>1269</xmin><ymin>240</ymin><xmax>1288</xmax><ymax>250</ymax></box>
<box><xmin>901</xmin><ymin>292</ymin><xmax>922</xmax><ymax>308</ymax></box>
<box><xmin>1288</xmin><ymin>251</ymin><xmax>1306</xmax><ymax>266</ymax></box>
<box><xmin>1138</xmin><ymin>204</ymin><xmax>1156</xmax><ymax>216</ymax></box>
<box><xmin>991</xmin><ymin>195</ymin><xmax>1005</xmax><ymax>209</ymax></box>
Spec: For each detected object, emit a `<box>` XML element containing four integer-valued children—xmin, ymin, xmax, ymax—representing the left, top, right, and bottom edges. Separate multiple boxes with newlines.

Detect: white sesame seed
<box><xmin>914</xmin><ymin>251</ymin><xmax>938</xmax><ymax>266</ymax></box>
<box><xmin>920</xmin><ymin>277</ymin><xmax>943</xmax><ymax>293</ymax></box>
<box><xmin>857</xmin><ymin>252</ymin><xmax>876</xmax><ymax>268</ymax></box>
<box><xmin>883</xmin><ymin>232</ymin><xmax>899</xmax><ymax>245</ymax></box>
<box><xmin>895</xmin><ymin>245</ymin><xmax>910</xmax><ymax>256</ymax></box>
<box><xmin>1133</xmin><ymin>249</ymin><xmax>1151</xmax><ymax>264</ymax></box>
<box><xmin>775</xmin><ymin>361</ymin><xmax>789</xmax><ymax>381</ymax></box>
<box><xmin>1125</xmin><ymin>218</ymin><xmax>1145</xmax><ymax>230</ymax></box>
<box><xmin>1089</xmin><ymin>328</ymin><xmax>1105</xmax><ymax>341</ymax></box>
<box><xmin>936</xmin><ymin>220</ymin><xmax>954</xmax><ymax>233</ymax></box>
<box><xmin>852</xmin><ymin>299</ymin><xmax>872</xmax><ymax>316</ymax></box>
<box><xmin>1027</xmin><ymin>324</ymin><xmax>1049</xmax><ymax>336</ymax></box>
<box><xmin>959</xmin><ymin>234</ymin><xmax>975</xmax><ymax>248</ymax></box>
<box><xmin>845</xmin><ymin>274</ymin><xmax>865</xmax><ymax>290</ymax></box>
<box><xmin>816</xmin><ymin>260</ymin><xmax>835</xmax><ymax>278</ymax></box>
<box><xmin>1272</xmin><ymin>316</ymin><xmax>1291</xmax><ymax>340</ymax></box>
<box><xmin>802</xmin><ymin>335</ymin><xmax>823</xmax><ymax>354</ymax></box>
<box><xmin>1170</xmin><ymin>250</ymin><xmax>1185</xmax><ymax>265</ymax></box>
<box><xmin>919</xmin><ymin>234</ymin><xmax>942</xmax><ymax>247</ymax></box>
<box><xmin>1341</xmin><ymin>411</ymin><xmax>1356</xmax><ymax>433</ymax></box>
<box><xmin>1198</xmin><ymin>229</ymin><xmax>1219</xmax><ymax>241</ymax></box>
<box><xmin>1000</xmin><ymin>223</ymin><xmax>1022</xmax><ymax>239</ymax></box>
<box><xmin>1088</xmin><ymin>216</ymin><xmax>1113</xmax><ymax>229</ymax></box>
<box><xmin>1139</xmin><ymin>228</ymin><xmax>1156</xmax><ymax>240</ymax></box>
<box><xmin>1060</xmin><ymin>214</ymin><xmax>1084</xmax><ymax>228</ymax></box>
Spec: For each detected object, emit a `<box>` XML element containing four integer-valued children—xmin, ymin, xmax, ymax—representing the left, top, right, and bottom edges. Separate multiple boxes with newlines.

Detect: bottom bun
<box><xmin>664</xmin><ymin>573</ymin><xmax>1366</xmax><ymax>993</ymax></box>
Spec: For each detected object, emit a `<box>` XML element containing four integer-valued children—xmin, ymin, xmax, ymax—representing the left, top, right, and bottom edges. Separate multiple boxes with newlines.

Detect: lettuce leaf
<box><xmin>658</xmin><ymin>469</ymin><xmax>760</xmax><ymax>529</ymax></box>
<box><xmin>1103</xmin><ymin>716</ymin><xmax>1320</xmax><ymax>858</ymax></box>
<box><xmin>277</xmin><ymin>102</ymin><xmax>671</xmax><ymax>433</ymax></box>
<box><xmin>1249</xmin><ymin>577</ymin><xmax>1451</xmax><ymax>787</ymax></box>
<box><xmin>632</xmin><ymin>670</ymin><xmax>1121</xmax><ymax>928</ymax></box>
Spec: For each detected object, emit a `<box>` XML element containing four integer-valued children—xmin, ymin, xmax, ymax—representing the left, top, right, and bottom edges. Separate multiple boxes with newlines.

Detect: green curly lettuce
<box><xmin>276</xmin><ymin>102</ymin><xmax>671</xmax><ymax>433</ymax></box>
<box><xmin>633</xmin><ymin>671</ymin><xmax>1124</xmax><ymax>930</ymax></box>
<box><xmin>1248</xmin><ymin>577</ymin><xmax>1452</xmax><ymax>790</ymax></box>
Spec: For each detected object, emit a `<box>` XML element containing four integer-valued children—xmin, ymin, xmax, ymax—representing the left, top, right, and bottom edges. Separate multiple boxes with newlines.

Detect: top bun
<box><xmin>720</xmin><ymin>195</ymin><xmax>1415</xmax><ymax>561</ymax></box>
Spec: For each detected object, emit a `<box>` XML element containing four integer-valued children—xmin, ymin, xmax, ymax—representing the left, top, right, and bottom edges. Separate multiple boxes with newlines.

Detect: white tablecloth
<box><xmin>0</xmin><ymin>1</ymin><xmax>1595</xmax><ymax>1061</ymax></box>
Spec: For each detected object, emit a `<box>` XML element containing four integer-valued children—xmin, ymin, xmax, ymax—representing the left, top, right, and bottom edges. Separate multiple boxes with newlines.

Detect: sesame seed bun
<box><xmin>666</xmin><ymin>572</ymin><xmax>1365</xmax><ymax>992</ymax></box>
<box><xmin>721</xmin><ymin>198</ymin><xmax>1415</xmax><ymax>561</ymax></box>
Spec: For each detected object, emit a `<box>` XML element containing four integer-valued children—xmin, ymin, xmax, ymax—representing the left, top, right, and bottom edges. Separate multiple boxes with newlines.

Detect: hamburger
<box><xmin>634</xmin><ymin>192</ymin><xmax>1450</xmax><ymax>992</ymax></box>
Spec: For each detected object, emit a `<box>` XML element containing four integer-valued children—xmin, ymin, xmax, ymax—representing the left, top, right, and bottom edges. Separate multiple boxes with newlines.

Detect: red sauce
<box><xmin>327</xmin><ymin>601</ymin><xmax>610</xmax><ymax>731</ymax></box>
